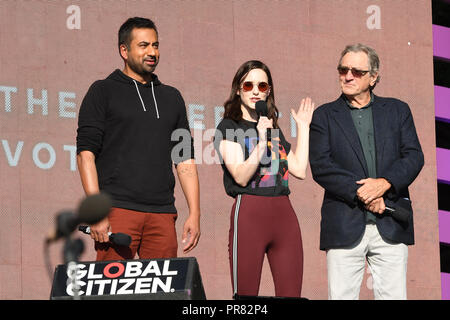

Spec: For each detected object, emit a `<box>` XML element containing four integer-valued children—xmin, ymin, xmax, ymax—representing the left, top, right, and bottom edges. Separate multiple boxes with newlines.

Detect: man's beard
<box><xmin>128</xmin><ymin>57</ymin><xmax>158</xmax><ymax>76</ymax></box>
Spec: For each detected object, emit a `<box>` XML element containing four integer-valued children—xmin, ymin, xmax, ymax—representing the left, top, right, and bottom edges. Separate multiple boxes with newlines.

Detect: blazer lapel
<box><xmin>371</xmin><ymin>95</ymin><xmax>388</xmax><ymax>173</ymax></box>
<box><xmin>331</xmin><ymin>96</ymin><xmax>369</xmax><ymax>176</ymax></box>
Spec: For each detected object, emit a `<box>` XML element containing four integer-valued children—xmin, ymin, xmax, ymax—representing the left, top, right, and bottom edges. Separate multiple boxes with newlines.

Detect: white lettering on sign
<box><xmin>64</xmin><ymin>260</ymin><xmax>180</xmax><ymax>297</ymax></box>
<box><xmin>366</xmin><ymin>5</ymin><xmax>381</xmax><ymax>30</ymax></box>
<box><xmin>66</xmin><ymin>5</ymin><xmax>81</xmax><ymax>30</ymax></box>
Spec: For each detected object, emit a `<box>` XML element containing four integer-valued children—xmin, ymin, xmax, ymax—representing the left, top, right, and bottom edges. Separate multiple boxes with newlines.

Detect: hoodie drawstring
<box><xmin>132</xmin><ymin>79</ymin><xmax>160</xmax><ymax>119</ymax></box>
<box><xmin>151</xmin><ymin>81</ymin><xmax>160</xmax><ymax>119</ymax></box>
<box><xmin>133</xmin><ymin>80</ymin><xmax>147</xmax><ymax>112</ymax></box>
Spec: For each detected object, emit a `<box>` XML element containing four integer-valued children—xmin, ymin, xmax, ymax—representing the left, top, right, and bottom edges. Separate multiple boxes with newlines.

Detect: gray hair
<box><xmin>339</xmin><ymin>43</ymin><xmax>380</xmax><ymax>88</ymax></box>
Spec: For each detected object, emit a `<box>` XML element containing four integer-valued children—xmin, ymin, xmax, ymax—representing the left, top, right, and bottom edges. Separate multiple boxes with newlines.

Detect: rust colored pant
<box><xmin>229</xmin><ymin>194</ymin><xmax>304</xmax><ymax>298</ymax></box>
<box><xmin>95</xmin><ymin>207</ymin><xmax>178</xmax><ymax>261</ymax></box>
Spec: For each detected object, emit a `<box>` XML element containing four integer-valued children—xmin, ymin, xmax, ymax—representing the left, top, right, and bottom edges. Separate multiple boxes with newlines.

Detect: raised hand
<box><xmin>291</xmin><ymin>97</ymin><xmax>315</xmax><ymax>127</ymax></box>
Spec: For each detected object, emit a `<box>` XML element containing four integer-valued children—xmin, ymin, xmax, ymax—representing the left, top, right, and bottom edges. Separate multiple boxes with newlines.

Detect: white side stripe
<box><xmin>232</xmin><ymin>194</ymin><xmax>242</xmax><ymax>296</ymax></box>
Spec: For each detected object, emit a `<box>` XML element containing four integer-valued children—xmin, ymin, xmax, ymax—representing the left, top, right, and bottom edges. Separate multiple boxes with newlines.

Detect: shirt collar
<box><xmin>344</xmin><ymin>92</ymin><xmax>374</xmax><ymax>110</ymax></box>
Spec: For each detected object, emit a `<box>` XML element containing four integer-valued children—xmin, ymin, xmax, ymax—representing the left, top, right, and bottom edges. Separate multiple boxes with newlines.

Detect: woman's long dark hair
<box><xmin>223</xmin><ymin>60</ymin><xmax>279</xmax><ymax>128</ymax></box>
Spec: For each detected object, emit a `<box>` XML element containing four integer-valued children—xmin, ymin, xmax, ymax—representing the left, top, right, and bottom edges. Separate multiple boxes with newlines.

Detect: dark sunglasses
<box><xmin>241</xmin><ymin>81</ymin><xmax>270</xmax><ymax>93</ymax></box>
<box><xmin>337</xmin><ymin>66</ymin><xmax>370</xmax><ymax>78</ymax></box>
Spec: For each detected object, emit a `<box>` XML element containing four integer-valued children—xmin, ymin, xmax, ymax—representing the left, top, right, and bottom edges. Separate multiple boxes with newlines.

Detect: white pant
<box><xmin>326</xmin><ymin>223</ymin><xmax>408</xmax><ymax>300</ymax></box>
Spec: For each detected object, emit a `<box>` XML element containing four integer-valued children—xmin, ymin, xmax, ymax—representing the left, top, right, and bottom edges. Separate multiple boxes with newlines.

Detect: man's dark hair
<box><xmin>118</xmin><ymin>17</ymin><xmax>158</xmax><ymax>50</ymax></box>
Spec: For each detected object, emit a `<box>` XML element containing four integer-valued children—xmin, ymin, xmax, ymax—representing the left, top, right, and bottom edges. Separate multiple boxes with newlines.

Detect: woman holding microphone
<box><xmin>214</xmin><ymin>60</ymin><xmax>314</xmax><ymax>298</ymax></box>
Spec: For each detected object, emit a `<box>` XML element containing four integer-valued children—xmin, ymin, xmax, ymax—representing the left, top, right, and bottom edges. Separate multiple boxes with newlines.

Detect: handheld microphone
<box><xmin>384</xmin><ymin>198</ymin><xmax>411</xmax><ymax>222</ymax></box>
<box><xmin>46</xmin><ymin>193</ymin><xmax>112</xmax><ymax>243</ymax></box>
<box><xmin>384</xmin><ymin>206</ymin><xmax>410</xmax><ymax>222</ymax></box>
<box><xmin>255</xmin><ymin>100</ymin><xmax>271</xmax><ymax>142</ymax></box>
<box><xmin>255</xmin><ymin>100</ymin><xmax>268</xmax><ymax>117</ymax></box>
<box><xmin>78</xmin><ymin>225</ymin><xmax>132</xmax><ymax>247</ymax></box>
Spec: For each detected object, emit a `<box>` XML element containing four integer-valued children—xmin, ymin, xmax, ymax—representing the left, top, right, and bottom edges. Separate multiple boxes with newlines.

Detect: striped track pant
<box><xmin>228</xmin><ymin>194</ymin><xmax>304</xmax><ymax>298</ymax></box>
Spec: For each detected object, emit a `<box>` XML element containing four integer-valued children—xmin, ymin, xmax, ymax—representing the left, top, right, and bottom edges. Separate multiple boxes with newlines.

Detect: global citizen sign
<box><xmin>51</xmin><ymin>259</ymin><xmax>190</xmax><ymax>298</ymax></box>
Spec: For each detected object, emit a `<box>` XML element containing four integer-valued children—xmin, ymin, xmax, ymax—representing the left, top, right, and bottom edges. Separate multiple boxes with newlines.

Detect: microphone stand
<box><xmin>63</xmin><ymin>237</ymin><xmax>84</xmax><ymax>300</ymax></box>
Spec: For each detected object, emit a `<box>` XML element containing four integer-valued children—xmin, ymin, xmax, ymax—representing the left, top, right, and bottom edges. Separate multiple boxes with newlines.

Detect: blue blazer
<box><xmin>309</xmin><ymin>94</ymin><xmax>424</xmax><ymax>250</ymax></box>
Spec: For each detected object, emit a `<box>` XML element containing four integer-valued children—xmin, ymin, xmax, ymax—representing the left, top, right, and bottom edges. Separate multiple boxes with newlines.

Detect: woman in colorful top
<box><xmin>214</xmin><ymin>60</ymin><xmax>314</xmax><ymax>298</ymax></box>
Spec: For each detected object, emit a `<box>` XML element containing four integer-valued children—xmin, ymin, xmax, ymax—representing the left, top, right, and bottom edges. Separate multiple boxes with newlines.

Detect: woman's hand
<box><xmin>291</xmin><ymin>97</ymin><xmax>314</xmax><ymax>127</ymax></box>
<box><xmin>287</xmin><ymin>96</ymin><xmax>315</xmax><ymax>179</ymax></box>
<box><xmin>257</xmin><ymin>116</ymin><xmax>273</xmax><ymax>142</ymax></box>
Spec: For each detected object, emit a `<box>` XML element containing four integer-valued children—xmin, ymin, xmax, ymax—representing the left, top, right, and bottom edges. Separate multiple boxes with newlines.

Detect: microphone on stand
<box><xmin>46</xmin><ymin>193</ymin><xmax>112</xmax><ymax>243</ymax></box>
<box><xmin>43</xmin><ymin>193</ymin><xmax>113</xmax><ymax>300</ymax></box>
<box><xmin>78</xmin><ymin>225</ymin><xmax>132</xmax><ymax>247</ymax></box>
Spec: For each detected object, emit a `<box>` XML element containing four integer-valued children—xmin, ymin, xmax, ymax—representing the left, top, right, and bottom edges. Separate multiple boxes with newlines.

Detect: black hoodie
<box><xmin>76</xmin><ymin>69</ymin><xmax>194</xmax><ymax>213</ymax></box>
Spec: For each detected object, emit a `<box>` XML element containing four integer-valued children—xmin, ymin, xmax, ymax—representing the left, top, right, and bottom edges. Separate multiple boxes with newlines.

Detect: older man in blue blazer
<box><xmin>309</xmin><ymin>43</ymin><xmax>424</xmax><ymax>300</ymax></box>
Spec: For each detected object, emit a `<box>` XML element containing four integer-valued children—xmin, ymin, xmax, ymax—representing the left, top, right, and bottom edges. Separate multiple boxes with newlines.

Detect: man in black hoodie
<box><xmin>76</xmin><ymin>17</ymin><xmax>201</xmax><ymax>261</ymax></box>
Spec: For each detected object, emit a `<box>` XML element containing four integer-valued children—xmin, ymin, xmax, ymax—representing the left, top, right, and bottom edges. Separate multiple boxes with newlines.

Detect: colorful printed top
<box><xmin>214</xmin><ymin>118</ymin><xmax>291</xmax><ymax>198</ymax></box>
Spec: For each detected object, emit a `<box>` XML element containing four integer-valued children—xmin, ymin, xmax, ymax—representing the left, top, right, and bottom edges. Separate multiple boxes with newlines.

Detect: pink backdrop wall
<box><xmin>0</xmin><ymin>0</ymin><xmax>440</xmax><ymax>299</ymax></box>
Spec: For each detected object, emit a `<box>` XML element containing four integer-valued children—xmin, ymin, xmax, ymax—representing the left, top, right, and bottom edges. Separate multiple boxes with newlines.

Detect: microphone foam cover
<box><xmin>56</xmin><ymin>211</ymin><xmax>78</xmax><ymax>238</ymax></box>
<box><xmin>78</xmin><ymin>193</ymin><xmax>112</xmax><ymax>225</ymax></box>
<box><xmin>111</xmin><ymin>233</ymin><xmax>132</xmax><ymax>247</ymax></box>
<box><xmin>391</xmin><ymin>207</ymin><xmax>410</xmax><ymax>222</ymax></box>
<box><xmin>255</xmin><ymin>100</ymin><xmax>268</xmax><ymax>117</ymax></box>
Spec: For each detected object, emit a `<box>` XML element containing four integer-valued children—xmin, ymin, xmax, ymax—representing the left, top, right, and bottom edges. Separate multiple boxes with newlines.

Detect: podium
<box><xmin>50</xmin><ymin>257</ymin><xmax>206</xmax><ymax>300</ymax></box>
